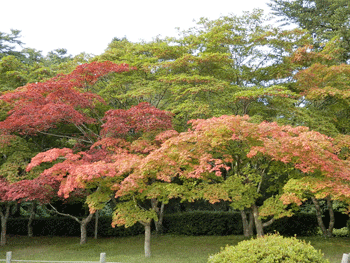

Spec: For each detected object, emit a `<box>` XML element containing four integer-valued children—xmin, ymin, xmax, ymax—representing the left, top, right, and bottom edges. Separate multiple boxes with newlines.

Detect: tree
<box><xmin>26</xmin><ymin>102</ymin><xmax>174</xmax><ymax>253</ymax></box>
<box><xmin>269</xmin><ymin>0</ymin><xmax>350</xmax><ymax>62</ymax></box>
<box><xmin>131</xmin><ymin>115</ymin><xmax>350</xmax><ymax>237</ymax></box>
<box><xmin>0</xmin><ymin>133</ymin><xmax>40</xmax><ymax>245</ymax></box>
<box><xmin>96</xmin><ymin>10</ymin><xmax>310</xmax><ymax>131</ymax></box>
<box><xmin>0</xmin><ymin>30</ymin><xmax>24</xmax><ymax>59</ymax></box>
<box><xmin>279</xmin><ymin>133</ymin><xmax>350</xmax><ymax>237</ymax></box>
<box><xmin>0</xmin><ymin>61</ymin><xmax>135</xmax><ymax>244</ymax></box>
<box><xmin>0</xmin><ymin>61</ymin><xmax>134</xmax><ymax>141</ymax></box>
<box><xmin>0</xmin><ymin>56</ymin><xmax>28</xmax><ymax>92</ymax></box>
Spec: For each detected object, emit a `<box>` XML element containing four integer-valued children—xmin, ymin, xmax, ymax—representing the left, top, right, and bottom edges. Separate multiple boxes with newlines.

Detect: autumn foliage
<box><xmin>25</xmin><ymin>103</ymin><xmax>174</xmax><ymax>201</ymax></box>
<box><xmin>0</xmin><ymin>61</ymin><xmax>135</xmax><ymax>135</ymax></box>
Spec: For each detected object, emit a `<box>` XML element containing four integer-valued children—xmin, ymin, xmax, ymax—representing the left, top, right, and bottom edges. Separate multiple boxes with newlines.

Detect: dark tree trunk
<box><xmin>94</xmin><ymin>210</ymin><xmax>99</xmax><ymax>239</ymax></box>
<box><xmin>311</xmin><ymin>197</ymin><xmax>332</xmax><ymax>237</ymax></box>
<box><xmin>28</xmin><ymin>202</ymin><xmax>36</xmax><ymax>237</ymax></box>
<box><xmin>0</xmin><ymin>203</ymin><xmax>11</xmax><ymax>246</ymax></box>
<box><xmin>326</xmin><ymin>196</ymin><xmax>335</xmax><ymax>237</ymax></box>
<box><xmin>248</xmin><ymin>210</ymin><xmax>254</xmax><ymax>236</ymax></box>
<box><xmin>12</xmin><ymin>202</ymin><xmax>21</xmax><ymax>217</ymax></box>
<box><xmin>151</xmin><ymin>199</ymin><xmax>165</xmax><ymax>235</ymax></box>
<box><xmin>80</xmin><ymin>213</ymin><xmax>94</xmax><ymax>245</ymax></box>
<box><xmin>240</xmin><ymin>209</ymin><xmax>254</xmax><ymax>237</ymax></box>
<box><xmin>49</xmin><ymin>203</ymin><xmax>94</xmax><ymax>245</ymax></box>
<box><xmin>252</xmin><ymin>204</ymin><xmax>264</xmax><ymax>237</ymax></box>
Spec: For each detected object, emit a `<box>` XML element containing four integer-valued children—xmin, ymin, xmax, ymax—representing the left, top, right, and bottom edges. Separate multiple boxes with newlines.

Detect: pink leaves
<box><xmin>26</xmin><ymin>148</ymin><xmax>73</xmax><ymax>172</ymax></box>
<box><xmin>102</xmin><ymin>102</ymin><xmax>173</xmax><ymax>137</ymax></box>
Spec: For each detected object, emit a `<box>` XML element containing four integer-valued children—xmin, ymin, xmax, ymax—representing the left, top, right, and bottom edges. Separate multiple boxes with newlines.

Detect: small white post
<box><xmin>99</xmin><ymin>253</ymin><xmax>106</xmax><ymax>263</ymax></box>
<box><xmin>341</xmin><ymin>253</ymin><xmax>349</xmax><ymax>263</ymax></box>
<box><xmin>6</xmin><ymin>251</ymin><xmax>12</xmax><ymax>263</ymax></box>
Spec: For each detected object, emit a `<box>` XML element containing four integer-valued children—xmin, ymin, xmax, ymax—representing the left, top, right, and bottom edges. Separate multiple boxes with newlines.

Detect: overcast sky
<box><xmin>1</xmin><ymin>0</ymin><xmax>272</xmax><ymax>56</ymax></box>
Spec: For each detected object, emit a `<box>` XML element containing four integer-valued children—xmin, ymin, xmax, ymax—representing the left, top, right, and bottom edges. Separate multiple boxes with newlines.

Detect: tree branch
<box><xmin>48</xmin><ymin>203</ymin><xmax>81</xmax><ymax>224</ymax></box>
<box><xmin>38</xmin><ymin>131</ymin><xmax>92</xmax><ymax>144</ymax></box>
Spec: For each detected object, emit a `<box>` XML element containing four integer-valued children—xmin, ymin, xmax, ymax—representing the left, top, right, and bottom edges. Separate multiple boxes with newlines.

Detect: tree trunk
<box><xmin>94</xmin><ymin>210</ymin><xmax>99</xmax><ymax>239</ymax></box>
<box><xmin>311</xmin><ymin>197</ymin><xmax>329</xmax><ymax>237</ymax></box>
<box><xmin>28</xmin><ymin>202</ymin><xmax>36</xmax><ymax>237</ymax></box>
<box><xmin>12</xmin><ymin>202</ymin><xmax>21</xmax><ymax>217</ymax></box>
<box><xmin>248</xmin><ymin>210</ymin><xmax>254</xmax><ymax>236</ymax></box>
<box><xmin>80</xmin><ymin>213</ymin><xmax>94</xmax><ymax>245</ymax></box>
<box><xmin>326</xmin><ymin>196</ymin><xmax>334</xmax><ymax>237</ymax></box>
<box><xmin>48</xmin><ymin>203</ymin><xmax>95</xmax><ymax>245</ymax></box>
<box><xmin>240</xmin><ymin>210</ymin><xmax>249</xmax><ymax>237</ymax></box>
<box><xmin>0</xmin><ymin>203</ymin><xmax>11</xmax><ymax>246</ymax></box>
<box><xmin>144</xmin><ymin>221</ymin><xmax>152</xmax><ymax>258</ymax></box>
<box><xmin>151</xmin><ymin>199</ymin><xmax>165</xmax><ymax>235</ymax></box>
<box><xmin>240</xmin><ymin>209</ymin><xmax>254</xmax><ymax>237</ymax></box>
<box><xmin>252</xmin><ymin>204</ymin><xmax>264</xmax><ymax>237</ymax></box>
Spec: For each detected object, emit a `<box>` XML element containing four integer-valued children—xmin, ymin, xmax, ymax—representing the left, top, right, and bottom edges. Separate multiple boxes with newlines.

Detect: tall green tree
<box><xmin>0</xmin><ymin>30</ymin><xmax>24</xmax><ymax>59</ymax></box>
<box><xmin>97</xmin><ymin>10</ymin><xmax>310</xmax><ymax>130</ymax></box>
<box><xmin>269</xmin><ymin>0</ymin><xmax>350</xmax><ymax>62</ymax></box>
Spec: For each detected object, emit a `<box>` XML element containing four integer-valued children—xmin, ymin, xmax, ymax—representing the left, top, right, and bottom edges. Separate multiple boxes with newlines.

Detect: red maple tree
<box><xmin>0</xmin><ymin>61</ymin><xmax>135</xmax><ymax>139</ymax></box>
<box><xmin>26</xmin><ymin>102</ymin><xmax>174</xmax><ymax>249</ymax></box>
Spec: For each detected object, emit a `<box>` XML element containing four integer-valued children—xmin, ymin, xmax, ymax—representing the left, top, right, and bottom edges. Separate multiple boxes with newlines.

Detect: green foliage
<box><xmin>208</xmin><ymin>233</ymin><xmax>329</xmax><ymax>263</ymax></box>
<box><xmin>269</xmin><ymin>0</ymin><xmax>350</xmax><ymax>62</ymax></box>
<box><xmin>0</xmin><ymin>135</ymin><xmax>39</xmax><ymax>182</ymax></box>
<box><xmin>325</xmin><ymin>227</ymin><xmax>348</xmax><ymax>237</ymax></box>
<box><xmin>96</xmin><ymin>10</ymin><xmax>310</xmax><ymax>130</ymax></box>
<box><xmin>347</xmin><ymin>220</ymin><xmax>350</xmax><ymax>236</ymax></box>
<box><xmin>0</xmin><ymin>29</ymin><xmax>24</xmax><ymax>59</ymax></box>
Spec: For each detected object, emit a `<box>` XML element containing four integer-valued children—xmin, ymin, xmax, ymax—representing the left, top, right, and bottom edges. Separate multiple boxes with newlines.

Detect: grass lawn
<box><xmin>0</xmin><ymin>235</ymin><xmax>349</xmax><ymax>263</ymax></box>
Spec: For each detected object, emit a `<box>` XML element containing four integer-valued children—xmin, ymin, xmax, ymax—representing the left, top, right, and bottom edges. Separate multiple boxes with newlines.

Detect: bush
<box><xmin>332</xmin><ymin>227</ymin><xmax>348</xmax><ymax>237</ymax></box>
<box><xmin>347</xmin><ymin>219</ymin><xmax>350</xmax><ymax>236</ymax></box>
<box><xmin>208</xmin><ymin>234</ymin><xmax>329</xmax><ymax>263</ymax></box>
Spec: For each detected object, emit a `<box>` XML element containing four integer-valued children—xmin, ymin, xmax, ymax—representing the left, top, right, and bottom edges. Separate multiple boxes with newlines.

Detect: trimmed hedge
<box><xmin>163</xmin><ymin>211</ymin><xmax>318</xmax><ymax>236</ymax></box>
<box><xmin>7</xmin><ymin>212</ymin><xmax>319</xmax><ymax>237</ymax></box>
<box><xmin>7</xmin><ymin>216</ymin><xmax>144</xmax><ymax>237</ymax></box>
<box><xmin>163</xmin><ymin>211</ymin><xmax>242</xmax><ymax>236</ymax></box>
<box><xmin>264</xmin><ymin>213</ymin><xmax>318</xmax><ymax>236</ymax></box>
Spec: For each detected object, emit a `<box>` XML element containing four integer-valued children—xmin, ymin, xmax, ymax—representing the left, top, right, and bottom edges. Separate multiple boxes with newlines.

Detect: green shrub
<box><xmin>208</xmin><ymin>234</ymin><xmax>329</xmax><ymax>263</ymax></box>
<box><xmin>333</xmin><ymin>227</ymin><xmax>349</xmax><ymax>237</ymax></box>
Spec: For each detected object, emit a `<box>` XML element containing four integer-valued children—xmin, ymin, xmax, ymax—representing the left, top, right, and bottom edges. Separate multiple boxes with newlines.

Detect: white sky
<box><xmin>1</xmin><ymin>0</ymin><xmax>271</xmax><ymax>56</ymax></box>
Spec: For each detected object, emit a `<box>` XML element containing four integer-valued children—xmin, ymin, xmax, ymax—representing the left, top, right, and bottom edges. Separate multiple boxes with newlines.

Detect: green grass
<box><xmin>0</xmin><ymin>235</ymin><xmax>349</xmax><ymax>263</ymax></box>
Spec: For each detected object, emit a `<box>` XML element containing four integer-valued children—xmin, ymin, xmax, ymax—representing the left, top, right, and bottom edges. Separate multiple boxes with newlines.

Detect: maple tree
<box><xmin>261</xmin><ymin>36</ymin><xmax>350</xmax><ymax>237</ymax></box>
<box><xmin>128</xmin><ymin>115</ymin><xmax>350</xmax><ymax>237</ymax></box>
<box><xmin>26</xmin><ymin>102</ymin><xmax>174</xmax><ymax>253</ymax></box>
<box><xmin>290</xmin><ymin>41</ymin><xmax>350</xmax><ymax>136</ymax></box>
<box><xmin>0</xmin><ymin>61</ymin><xmax>135</xmax><ymax>151</ymax></box>
<box><xmin>0</xmin><ymin>61</ymin><xmax>135</xmax><ymax>245</ymax></box>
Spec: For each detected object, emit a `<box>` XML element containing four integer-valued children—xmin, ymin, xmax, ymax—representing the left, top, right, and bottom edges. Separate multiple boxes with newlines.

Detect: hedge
<box><xmin>7</xmin><ymin>211</ymin><xmax>319</xmax><ymax>237</ymax></box>
<box><xmin>7</xmin><ymin>216</ymin><xmax>144</xmax><ymax>237</ymax></box>
<box><xmin>163</xmin><ymin>211</ymin><xmax>318</xmax><ymax>236</ymax></box>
